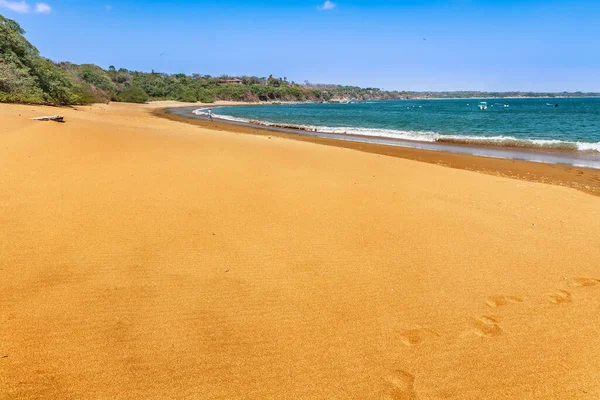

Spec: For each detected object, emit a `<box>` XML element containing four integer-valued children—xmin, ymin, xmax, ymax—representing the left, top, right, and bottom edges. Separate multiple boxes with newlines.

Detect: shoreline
<box><xmin>179</xmin><ymin>104</ymin><xmax>600</xmax><ymax>158</ymax></box>
<box><xmin>156</xmin><ymin>107</ymin><xmax>600</xmax><ymax>197</ymax></box>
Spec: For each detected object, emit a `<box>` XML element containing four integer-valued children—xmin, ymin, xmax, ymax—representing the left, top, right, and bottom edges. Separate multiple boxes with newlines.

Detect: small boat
<box><xmin>478</xmin><ymin>101</ymin><xmax>488</xmax><ymax>110</ymax></box>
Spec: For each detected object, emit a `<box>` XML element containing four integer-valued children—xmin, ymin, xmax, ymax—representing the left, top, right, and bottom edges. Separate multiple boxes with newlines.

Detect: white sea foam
<box><xmin>213</xmin><ymin>114</ymin><xmax>252</xmax><ymax>123</ymax></box>
<box><xmin>576</xmin><ymin>142</ymin><xmax>600</xmax><ymax>152</ymax></box>
<box><xmin>212</xmin><ymin>113</ymin><xmax>600</xmax><ymax>153</ymax></box>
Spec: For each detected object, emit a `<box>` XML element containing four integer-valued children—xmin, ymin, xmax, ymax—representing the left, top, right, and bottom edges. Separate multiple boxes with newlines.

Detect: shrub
<box><xmin>174</xmin><ymin>86</ymin><xmax>197</xmax><ymax>102</ymax></box>
<box><xmin>79</xmin><ymin>64</ymin><xmax>117</xmax><ymax>94</ymax></box>
<box><xmin>196</xmin><ymin>89</ymin><xmax>215</xmax><ymax>103</ymax></box>
<box><xmin>117</xmin><ymin>85</ymin><xmax>149</xmax><ymax>103</ymax></box>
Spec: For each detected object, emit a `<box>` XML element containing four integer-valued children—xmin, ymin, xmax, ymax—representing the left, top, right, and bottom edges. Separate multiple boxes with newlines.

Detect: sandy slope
<box><xmin>1</xmin><ymin>102</ymin><xmax>599</xmax><ymax>399</ymax></box>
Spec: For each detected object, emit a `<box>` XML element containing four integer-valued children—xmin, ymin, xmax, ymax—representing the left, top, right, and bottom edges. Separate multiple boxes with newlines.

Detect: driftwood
<box><xmin>31</xmin><ymin>115</ymin><xmax>64</xmax><ymax>122</ymax></box>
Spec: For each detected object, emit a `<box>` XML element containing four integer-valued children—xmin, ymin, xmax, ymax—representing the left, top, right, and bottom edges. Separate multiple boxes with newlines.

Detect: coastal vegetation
<box><xmin>2</xmin><ymin>14</ymin><xmax>599</xmax><ymax>106</ymax></box>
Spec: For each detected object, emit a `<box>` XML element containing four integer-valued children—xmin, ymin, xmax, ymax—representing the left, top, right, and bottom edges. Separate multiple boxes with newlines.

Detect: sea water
<box><xmin>213</xmin><ymin>98</ymin><xmax>600</xmax><ymax>153</ymax></box>
<box><xmin>168</xmin><ymin>98</ymin><xmax>600</xmax><ymax>168</ymax></box>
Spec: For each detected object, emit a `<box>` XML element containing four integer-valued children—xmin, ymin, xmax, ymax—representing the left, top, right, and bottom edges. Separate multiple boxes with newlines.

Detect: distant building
<box><xmin>219</xmin><ymin>78</ymin><xmax>243</xmax><ymax>85</ymax></box>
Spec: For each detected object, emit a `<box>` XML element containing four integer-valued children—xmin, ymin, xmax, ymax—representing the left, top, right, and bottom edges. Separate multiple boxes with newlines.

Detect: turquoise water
<box><xmin>212</xmin><ymin>98</ymin><xmax>600</xmax><ymax>152</ymax></box>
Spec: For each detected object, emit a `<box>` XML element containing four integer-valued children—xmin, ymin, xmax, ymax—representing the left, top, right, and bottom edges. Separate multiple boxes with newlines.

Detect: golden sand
<box><xmin>157</xmin><ymin>109</ymin><xmax>600</xmax><ymax>197</ymax></box>
<box><xmin>1</xmin><ymin>102</ymin><xmax>599</xmax><ymax>399</ymax></box>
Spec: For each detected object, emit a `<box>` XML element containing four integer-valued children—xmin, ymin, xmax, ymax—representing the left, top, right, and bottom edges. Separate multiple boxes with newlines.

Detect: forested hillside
<box><xmin>0</xmin><ymin>14</ymin><xmax>329</xmax><ymax>105</ymax></box>
<box><xmin>2</xmin><ymin>14</ymin><xmax>599</xmax><ymax>106</ymax></box>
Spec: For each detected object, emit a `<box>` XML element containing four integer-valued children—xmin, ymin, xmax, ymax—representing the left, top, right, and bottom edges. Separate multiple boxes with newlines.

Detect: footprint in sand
<box><xmin>398</xmin><ymin>328</ymin><xmax>439</xmax><ymax>347</ymax></box>
<box><xmin>471</xmin><ymin>316</ymin><xmax>503</xmax><ymax>338</ymax></box>
<box><xmin>549</xmin><ymin>290</ymin><xmax>572</xmax><ymax>304</ymax></box>
<box><xmin>569</xmin><ymin>278</ymin><xmax>600</xmax><ymax>288</ymax></box>
<box><xmin>383</xmin><ymin>370</ymin><xmax>418</xmax><ymax>400</ymax></box>
<box><xmin>486</xmin><ymin>295</ymin><xmax>523</xmax><ymax>308</ymax></box>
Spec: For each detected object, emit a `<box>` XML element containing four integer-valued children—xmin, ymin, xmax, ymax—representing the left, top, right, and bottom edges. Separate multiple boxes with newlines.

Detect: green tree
<box><xmin>117</xmin><ymin>85</ymin><xmax>149</xmax><ymax>103</ymax></box>
<box><xmin>79</xmin><ymin>64</ymin><xmax>117</xmax><ymax>94</ymax></box>
<box><xmin>0</xmin><ymin>14</ymin><xmax>89</xmax><ymax>105</ymax></box>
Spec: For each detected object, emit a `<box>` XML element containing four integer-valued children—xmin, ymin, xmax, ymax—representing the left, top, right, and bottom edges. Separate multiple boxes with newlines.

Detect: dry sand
<box><xmin>1</xmin><ymin>102</ymin><xmax>600</xmax><ymax>399</ymax></box>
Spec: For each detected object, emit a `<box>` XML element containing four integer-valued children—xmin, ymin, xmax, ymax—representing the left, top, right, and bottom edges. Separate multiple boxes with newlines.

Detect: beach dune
<box><xmin>1</xmin><ymin>102</ymin><xmax>599</xmax><ymax>399</ymax></box>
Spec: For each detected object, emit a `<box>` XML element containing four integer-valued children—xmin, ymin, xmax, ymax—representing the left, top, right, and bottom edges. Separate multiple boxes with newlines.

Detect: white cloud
<box><xmin>0</xmin><ymin>0</ymin><xmax>51</xmax><ymax>13</ymax></box>
<box><xmin>0</xmin><ymin>0</ymin><xmax>31</xmax><ymax>13</ymax></box>
<box><xmin>318</xmin><ymin>0</ymin><xmax>336</xmax><ymax>10</ymax></box>
<box><xmin>34</xmin><ymin>2</ymin><xmax>51</xmax><ymax>13</ymax></box>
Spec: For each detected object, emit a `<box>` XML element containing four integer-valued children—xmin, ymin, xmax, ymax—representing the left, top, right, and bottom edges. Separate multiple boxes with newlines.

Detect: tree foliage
<box><xmin>2</xmin><ymin>13</ymin><xmax>600</xmax><ymax>106</ymax></box>
<box><xmin>0</xmin><ymin>14</ymin><xmax>84</xmax><ymax>104</ymax></box>
<box><xmin>117</xmin><ymin>85</ymin><xmax>149</xmax><ymax>103</ymax></box>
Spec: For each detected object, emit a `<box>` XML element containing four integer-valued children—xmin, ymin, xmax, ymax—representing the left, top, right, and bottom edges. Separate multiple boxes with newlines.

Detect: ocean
<box><xmin>212</xmin><ymin>98</ymin><xmax>600</xmax><ymax>153</ymax></box>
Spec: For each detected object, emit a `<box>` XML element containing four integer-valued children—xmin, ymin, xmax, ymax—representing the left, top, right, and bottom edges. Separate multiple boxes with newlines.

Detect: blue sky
<box><xmin>2</xmin><ymin>0</ymin><xmax>599</xmax><ymax>91</ymax></box>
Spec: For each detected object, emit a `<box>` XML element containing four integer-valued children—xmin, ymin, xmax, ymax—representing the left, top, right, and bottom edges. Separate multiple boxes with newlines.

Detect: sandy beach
<box><xmin>158</xmin><ymin>108</ymin><xmax>600</xmax><ymax>197</ymax></box>
<box><xmin>1</xmin><ymin>101</ymin><xmax>600</xmax><ymax>399</ymax></box>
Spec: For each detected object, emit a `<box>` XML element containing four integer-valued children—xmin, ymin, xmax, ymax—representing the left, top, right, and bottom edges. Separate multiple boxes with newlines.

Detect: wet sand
<box><xmin>158</xmin><ymin>108</ymin><xmax>600</xmax><ymax>197</ymax></box>
<box><xmin>1</xmin><ymin>102</ymin><xmax>600</xmax><ymax>399</ymax></box>
<box><xmin>166</xmin><ymin>106</ymin><xmax>600</xmax><ymax>170</ymax></box>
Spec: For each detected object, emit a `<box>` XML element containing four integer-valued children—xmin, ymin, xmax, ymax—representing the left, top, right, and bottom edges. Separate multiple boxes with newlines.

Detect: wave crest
<box><xmin>211</xmin><ymin>112</ymin><xmax>600</xmax><ymax>153</ymax></box>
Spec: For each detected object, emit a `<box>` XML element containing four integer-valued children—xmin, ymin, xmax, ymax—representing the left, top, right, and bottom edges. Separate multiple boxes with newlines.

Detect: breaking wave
<box><xmin>212</xmin><ymin>112</ymin><xmax>600</xmax><ymax>153</ymax></box>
